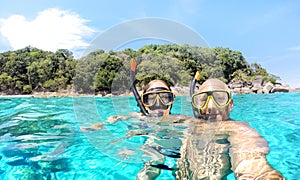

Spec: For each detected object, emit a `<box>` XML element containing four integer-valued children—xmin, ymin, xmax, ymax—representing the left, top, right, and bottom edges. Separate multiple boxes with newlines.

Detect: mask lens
<box><xmin>193</xmin><ymin>92</ymin><xmax>208</xmax><ymax>108</ymax></box>
<box><xmin>142</xmin><ymin>90</ymin><xmax>174</xmax><ymax>107</ymax></box>
<box><xmin>142</xmin><ymin>93</ymin><xmax>156</xmax><ymax>106</ymax></box>
<box><xmin>212</xmin><ymin>91</ymin><xmax>229</xmax><ymax>106</ymax></box>
<box><xmin>158</xmin><ymin>92</ymin><xmax>174</xmax><ymax>105</ymax></box>
<box><xmin>192</xmin><ymin>90</ymin><xmax>230</xmax><ymax>109</ymax></box>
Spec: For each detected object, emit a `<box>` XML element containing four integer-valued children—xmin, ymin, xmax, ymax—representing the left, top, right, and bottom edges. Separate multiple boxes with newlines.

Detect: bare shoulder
<box><xmin>220</xmin><ymin>120</ymin><xmax>262</xmax><ymax>136</ymax></box>
<box><xmin>221</xmin><ymin>120</ymin><xmax>252</xmax><ymax>129</ymax></box>
<box><xmin>222</xmin><ymin>120</ymin><xmax>249</xmax><ymax>126</ymax></box>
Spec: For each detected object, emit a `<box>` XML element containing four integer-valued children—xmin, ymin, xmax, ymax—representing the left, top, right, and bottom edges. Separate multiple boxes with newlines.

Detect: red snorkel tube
<box><xmin>190</xmin><ymin>71</ymin><xmax>201</xmax><ymax>118</ymax></box>
<box><xmin>130</xmin><ymin>59</ymin><xmax>149</xmax><ymax>116</ymax></box>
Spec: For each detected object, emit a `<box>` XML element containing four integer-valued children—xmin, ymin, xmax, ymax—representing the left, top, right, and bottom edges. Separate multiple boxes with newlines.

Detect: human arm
<box><xmin>224</xmin><ymin>121</ymin><xmax>285</xmax><ymax>179</ymax></box>
<box><xmin>106</xmin><ymin>112</ymin><xmax>143</xmax><ymax>123</ymax></box>
<box><xmin>80</xmin><ymin>112</ymin><xmax>143</xmax><ymax>132</ymax></box>
<box><xmin>231</xmin><ymin>152</ymin><xmax>285</xmax><ymax>180</ymax></box>
<box><xmin>80</xmin><ymin>123</ymin><xmax>104</xmax><ymax>132</ymax></box>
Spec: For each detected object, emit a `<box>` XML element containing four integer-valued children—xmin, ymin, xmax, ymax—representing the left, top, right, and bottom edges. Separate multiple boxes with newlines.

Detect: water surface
<box><xmin>0</xmin><ymin>93</ymin><xmax>299</xmax><ymax>179</ymax></box>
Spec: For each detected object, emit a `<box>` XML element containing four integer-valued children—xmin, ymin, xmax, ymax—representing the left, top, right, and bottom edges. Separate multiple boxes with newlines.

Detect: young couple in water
<box><xmin>131</xmin><ymin>78</ymin><xmax>284</xmax><ymax>180</ymax></box>
<box><xmin>81</xmin><ymin>63</ymin><xmax>285</xmax><ymax>179</ymax></box>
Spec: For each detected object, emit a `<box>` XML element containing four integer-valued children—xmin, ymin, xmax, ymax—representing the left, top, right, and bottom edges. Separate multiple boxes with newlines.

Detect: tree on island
<box><xmin>0</xmin><ymin>45</ymin><xmax>279</xmax><ymax>95</ymax></box>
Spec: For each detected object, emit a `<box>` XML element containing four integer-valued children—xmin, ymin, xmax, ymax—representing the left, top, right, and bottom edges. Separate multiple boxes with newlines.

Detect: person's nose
<box><xmin>155</xmin><ymin>97</ymin><xmax>161</xmax><ymax>106</ymax></box>
<box><xmin>206</xmin><ymin>98</ymin><xmax>215</xmax><ymax>115</ymax></box>
<box><xmin>150</xmin><ymin>96</ymin><xmax>163</xmax><ymax>110</ymax></box>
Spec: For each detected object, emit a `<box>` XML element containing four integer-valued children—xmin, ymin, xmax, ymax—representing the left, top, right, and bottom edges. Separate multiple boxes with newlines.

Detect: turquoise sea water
<box><xmin>0</xmin><ymin>93</ymin><xmax>299</xmax><ymax>180</ymax></box>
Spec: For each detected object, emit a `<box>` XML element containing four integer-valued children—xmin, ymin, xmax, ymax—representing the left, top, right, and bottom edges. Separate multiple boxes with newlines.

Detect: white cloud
<box><xmin>288</xmin><ymin>46</ymin><xmax>300</xmax><ymax>51</ymax></box>
<box><xmin>0</xmin><ymin>8</ymin><xmax>96</xmax><ymax>56</ymax></box>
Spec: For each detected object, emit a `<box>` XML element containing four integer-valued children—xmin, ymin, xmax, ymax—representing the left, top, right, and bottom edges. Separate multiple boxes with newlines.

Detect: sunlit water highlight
<box><xmin>0</xmin><ymin>93</ymin><xmax>299</xmax><ymax>180</ymax></box>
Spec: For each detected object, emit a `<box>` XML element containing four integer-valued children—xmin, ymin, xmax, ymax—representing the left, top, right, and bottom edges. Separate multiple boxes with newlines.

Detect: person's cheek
<box><xmin>219</xmin><ymin>108</ymin><xmax>228</xmax><ymax>120</ymax></box>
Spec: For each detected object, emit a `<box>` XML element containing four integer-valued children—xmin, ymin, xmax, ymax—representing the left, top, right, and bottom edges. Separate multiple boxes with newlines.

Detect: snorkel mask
<box><xmin>190</xmin><ymin>72</ymin><xmax>233</xmax><ymax>119</ymax></box>
<box><xmin>192</xmin><ymin>90</ymin><xmax>232</xmax><ymax>111</ymax></box>
<box><xmin>141</xmin><ymin>87</ymin><xmax>175</xmax><ymax>111</ymax></box>
<box><xmin>130</xmin><ymin>59</ymin><xmax>175</xmax><ymax>117</ymax></box>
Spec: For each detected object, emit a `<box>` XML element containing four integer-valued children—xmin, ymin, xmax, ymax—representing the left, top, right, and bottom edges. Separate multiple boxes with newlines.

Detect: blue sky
<box><xmin>0</xmin><ymin>0</ymin><xmax>299</xmax><ymax>88</ymax></box>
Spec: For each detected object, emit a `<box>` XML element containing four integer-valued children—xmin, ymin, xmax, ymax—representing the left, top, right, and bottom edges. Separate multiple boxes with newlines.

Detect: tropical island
<box><xmin>0</xmin><ymin>44</ymin><xmax>293</xmax><ymax>97</ymax></box>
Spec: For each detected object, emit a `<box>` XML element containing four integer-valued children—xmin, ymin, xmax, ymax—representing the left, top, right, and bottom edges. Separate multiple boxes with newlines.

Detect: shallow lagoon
<box><xmin>0</xmin><ymin>93</ymin><xmax>299</xmax><ymax>179</ymax></box>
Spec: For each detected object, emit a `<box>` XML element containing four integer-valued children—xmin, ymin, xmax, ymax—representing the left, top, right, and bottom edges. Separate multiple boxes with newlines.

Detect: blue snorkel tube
<box><xmin>190</xmin><ymin>71</ymin><xmax>201</xmax><ymax>118</ymax></box>
<box><xmin>130</xmin><ymin>59</ymin><xmax>149</xmax><ymax>116</ymax></box>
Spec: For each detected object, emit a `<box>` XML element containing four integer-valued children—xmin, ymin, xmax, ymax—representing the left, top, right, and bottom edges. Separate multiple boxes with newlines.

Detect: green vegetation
<box><xmin>0</xmin><ymin>44</ymin><xmax>279</xmax><ymax>95</ymax></box>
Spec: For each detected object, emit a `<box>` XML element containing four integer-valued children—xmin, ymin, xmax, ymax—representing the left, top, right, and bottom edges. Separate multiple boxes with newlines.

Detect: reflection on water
<box><xmin>0</xmin><ymin>94</ymin><xmax>299</xmax><ymax>179</ymax></box>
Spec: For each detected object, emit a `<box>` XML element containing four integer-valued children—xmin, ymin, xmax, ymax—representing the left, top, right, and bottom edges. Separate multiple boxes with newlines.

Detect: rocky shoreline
<box><xmin>172</xmin><ymin>75</ymin><xmax>299</xmax><ymax>96</ymax></box>
<box><xmin>227</xmin><ymin>75</ymin><xmax>293</xmax><ymax>94</ymax></box>
<box><xmin>0</xmin><ymin>87</ymin><xmax>299</xmax><ymax>98</ymax></box>
<box><xmin>0</xmin><ymin>76</ymin><xmax>299</xmax><ymax>98</ymax></box>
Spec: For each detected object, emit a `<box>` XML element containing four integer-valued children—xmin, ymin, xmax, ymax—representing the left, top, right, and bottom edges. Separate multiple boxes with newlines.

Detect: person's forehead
<box><xmin>149</xmin><ymin>82</ymin><xmax>168</xmax><ymax>89</ymax></box>
<box><xmin>199</xmin><ymin>80</ymin><xmax>227</xmax><ymax>91</ymax></box>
